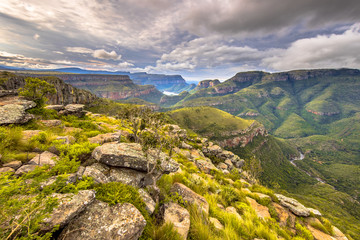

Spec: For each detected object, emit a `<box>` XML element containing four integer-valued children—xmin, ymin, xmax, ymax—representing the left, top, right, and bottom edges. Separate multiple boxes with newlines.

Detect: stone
<box><xmin>162</xmin><ymin>202</ymin><xmax>190</xmax><ymax>240</ymax></box>
<box><xmin>0</xmin><ymin>97</ymin><xmax>36</xmax><ymax>125</ymax></box>
<box><xmin>275</xmin><ymin>194</ymin><xmax>310</xmax><ymax>217</ymax></box>
<box><xmin>65</xmin><ymin>104</ymin><xmax>84</xmax><ymax>112</ymax></box>
<box><xmin>92</xmin><ymin>143</ymin><xmax>179</xmax><ymax>173</ymax></box>
<box><xmin>40</xmin><ymin>120</ymin><xmax>62</xmax><ymax>127</ymax></box>
<box><xmin>217</xmin><ymin>162</ymin><xmax>228</xmax><ymax>170</ymax></box>
<box><xmin>254</xmin><ymin>192</ymin><xmax>271</xmax><ymax>201</ymax></box>
<box><xmin>88</xmin><ymin>132</ymin><xmax>121</xmax><ymax>144</ymax></box>
<box><xmin>22</xmin><ymin>130</ymin><xmax>42</xmax><ymax>141</ymax></box>
<box><xmin>225</xmin><ymin>206</ymin><xmax>242</xmax><ymax>220</ymax></box>
<box><xmin>83</xmin><ymin>165</ymin><xmax>109</xmax><ymax>184</ymax></box>
<box><xmin>190</xmin><ymin>149</ymin><xmax>205</xmax><ymax>159</ymax></box>
<box><xmin>15</xmin><ymin>165</ymin><xmax>38</xmax><ymax>175</ymax></box>
<box><xmin>45</xmin><ymin>105</ymin><xmax>65</xmax><ymax>111</ymax></box>
<box><xmin>308</xmin><ymin>207</ymin><xmax>322</xmax><ymax>217</ymax></box>
<box><xmin>242</xmin><ymin>188</ymin><xmax>252</xmax><ymax>194</ymax></box>
<box><xmin>222</xmin><ymin>170</ymin><xmax>230</xmax><ymax>174</ymax></box>
<box><xmin>171</xmin><ymin>182</ymin><xmax>209</xmax><ymax>214</ymax></box>
<box><xmin>39</xmin><ymin>174</ymin><xmax>77</xmax><ymax>190</ymax></box>
<box><xmin>224</xmin><ymin>159</ymin><xmax>234</xmax><ymax>169</ymax></box>
<box><xmin>181</xmin><ymin>142</ymin><xmax>193</xmax><ymax>149</ymax></box>
<box><xmin>217</xmin><ymin>203</ymin><xmax>225</xmax><ymax>210</ymax></box>
<box><xmin>3</xmin><ymin>160</ymin><xmax>22</xmax><ymax>170</ymax></box>
<box><xmin>138</xmin><ymin>188</ymin><xmax>156</xmax><ymax>214</ymax></box>
<box><xmin>109</xmin><ymin>168</ymin><xmax>148</xmax><ymax>187</ymax></box>
<box><xmin>0</xmin><ymin>167</ymin><xmax>15</xmax><ymax>173</ymax></box>
<box><xmin>195</xmin><ymin>159</ymin><xmax>217</xmax><ymax>174</ymax></box>
<box><xmin>240</xmin><ymin>179</ymin><xmax>251</xmax><ymax>188</ymax></box>
<box><xmin>56</xmin><ymin>135</ymin><xmax>75</xmax><ymax>144</ymax></box>
<box><xmin>59</xmin><ymin>200</ymin><xmax>146</xmax><ymax>240</ymax></box>
<box><xmin>307</xmin><ymin>225</ymin><xmax>334</xmax><ymax>240</ymax></box>
<box><xmin>273</xmin><ymin>203</ymin><xmax>291</xmax><ymax>227</ymax></box>
<box><xmin>209</xmin><ymin>217</ymin><xmax>224</xmax><ymax>230</ymax></box>
<box><xmin>28</xmin><ymin>151</ymin><xmax>59</xmax><ymax>167</ymax></box>
<box><xmin>232</xmin><ymin>157</ymin><xmax>245</xmax><ymax>168</ymax></box>
<box><xmin>247</xmin><ymin>197</ymin><xmax>271</xmax><ymax>219</ymax></box>
<box><xmin>333</xmin><ymin>226</ymin><xmax>348</xmax><ymax>240</ymax></box>
<box><xmin>41</xmin><ymin>190</ymin><xmax>96</xmax><ymax>232</ymax></box>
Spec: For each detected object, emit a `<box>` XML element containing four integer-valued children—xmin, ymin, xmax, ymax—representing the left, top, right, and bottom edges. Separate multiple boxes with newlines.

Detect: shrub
<box><xmin>19</xmin><ymin>77</ymin><xmax>56</xmax><ymax>107</ymax></box>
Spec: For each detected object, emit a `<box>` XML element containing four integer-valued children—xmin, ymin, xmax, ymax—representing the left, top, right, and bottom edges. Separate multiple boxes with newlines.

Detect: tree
<box><xmin>19</xmin><ymin>77</ymin><xmax>56</xmax><ymax>106</ymax></box>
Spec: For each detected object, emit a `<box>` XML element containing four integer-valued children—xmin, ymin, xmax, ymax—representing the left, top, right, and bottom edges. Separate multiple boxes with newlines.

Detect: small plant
<box><xmin>150</xmin><ymin>222</ymin><xmax>183</xmax><ymax>240</ymax></box>
<box><xmin>295</xmin><ymin>222</ymin><xmax>314</xmax><ymax>240</ymax></box>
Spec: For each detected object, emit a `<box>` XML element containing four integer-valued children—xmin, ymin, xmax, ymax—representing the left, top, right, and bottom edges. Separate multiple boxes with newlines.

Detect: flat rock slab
<box><xmin>0</xmin><ymin>104</ymin><xmax>34</xmax><ymax>125</ymax></box>
<box><xmin>138</xmin><ymin>189</ymin><xmax>155</xmax><ymax>214</ymax></box>
<box><xmin>92</xmin><ymin>143</ymin><xmax>179</xmax><ymax>173</ymax></box>
<box><xmin>247</xmin><ymin>197</ymin><xmax>270</xmax><ymax>219</ymax></box>
<box><xmin>162</xmin><ymin>202</ymin><xmax>190</xmax><ymax>240</ymax></box>
<box><xmin>109</xmin><ymin>168</ymin><xmax>148</xmax><ymax>187</ymax></box>
<box><xmin>15</xmin><ymin>165</ymin><xmax>38</xmax><ymax>175</ymax></box>
<box><xmin>3</xmin><ymin>160</ymin><xmax>22</xmax><ymax>169</ymax></box>
<box><xmin>0</xmin><ymin>167</ymin><xmax>15</xmax><ymax>173</ymax></box>
<box><xmin>59</xmin><ymin>200</ymin><xmax>146</xmax><ymax>240</ymax></box>
<box><xmin>171</xmin><ymin>182</ymin><xmax>209</xmax><ymax>214</ymax></box>
<box><xmin>275</xmin><ymin>194</ymin><xmax>310</xmax><ymax>217</ymax></box>
<box><xmin>41</xmin><ymin>190</ymin><xmax>96</xmax><ymax>232</ymax></box>
<box><xmin>28</xmin><ymin>151</ymin><xmax>59</xmax><ymax>167</ymax></box>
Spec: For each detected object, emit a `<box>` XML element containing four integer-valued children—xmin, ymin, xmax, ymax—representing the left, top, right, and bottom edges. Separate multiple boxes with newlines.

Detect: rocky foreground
<box><xmin>0</xmin><ymin>99</ymin><xmax>350</xmax><ymax>240</ymax></box>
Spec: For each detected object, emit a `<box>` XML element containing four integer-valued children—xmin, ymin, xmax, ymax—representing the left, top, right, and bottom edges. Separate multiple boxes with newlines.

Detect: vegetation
<box><xmin>19</xmin><ymin>77</ymin><xmax>56</xmax><ymax>107</ymax></box>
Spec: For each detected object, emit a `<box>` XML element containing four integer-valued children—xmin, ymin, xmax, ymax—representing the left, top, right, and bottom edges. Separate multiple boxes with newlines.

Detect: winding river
<box><xmin>290</xmin><ymin>151</ymin><xmax>326</xmax><ymax>183</ymax></box>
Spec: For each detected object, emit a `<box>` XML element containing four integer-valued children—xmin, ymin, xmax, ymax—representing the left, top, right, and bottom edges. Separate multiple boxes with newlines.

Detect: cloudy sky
<box><xmin>0</xmin><ymin>0</ymin><xmax>360</xmax><ymax>81</ymax></box>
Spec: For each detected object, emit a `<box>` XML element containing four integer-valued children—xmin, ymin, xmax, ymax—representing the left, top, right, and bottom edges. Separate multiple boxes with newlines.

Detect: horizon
<box><xmin>1</xmin><ymin>0</ymin><xmax>360</xmax><ymax>81</ymax></box>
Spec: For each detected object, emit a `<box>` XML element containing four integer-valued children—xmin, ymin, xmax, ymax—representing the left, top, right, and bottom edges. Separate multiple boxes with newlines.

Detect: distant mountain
<box><xmin>54</xmin><ymin>67</ymin><xmax>130</xmax><ymax>75</ymax></box>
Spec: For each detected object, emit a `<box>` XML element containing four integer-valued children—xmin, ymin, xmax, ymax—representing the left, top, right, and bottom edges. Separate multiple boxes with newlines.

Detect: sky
<box><xmin>0</xmin><ymin>0</ymin><xmax>360</xmax><ymax>81</ymax></box>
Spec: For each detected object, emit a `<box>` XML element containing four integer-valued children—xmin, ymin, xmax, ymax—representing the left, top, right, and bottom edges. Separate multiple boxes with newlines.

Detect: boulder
<box><xmin>56</xmin><ymin>135</ymin><xmax>75</xmax><ymax>144</ymax></box>
<box><xmin>3</xmin><ymin>160</ymin><xmax>22</xmax><ymax>170</ymax></box>
<box><xmin>92</xmin><ymin>143</ymin><xmax>179</xmax><ymax>173</ymax></box>
<box><xmin>190</xmin><ymin>149</ymin><xmax>205</xmax><ymax>159</ymax></box>
<box><xmin>28</xmin><ymin>151</ymin><xmax>59</xmax><ymax>167</ymax></box>
<box><xmin>109</xmin><ymin>168</ymin><xmax>148</xmax><ymax>187</ymax></box>
<box><xmin>22</xmin><ymin>130</ymin><xmax>42</xmax><ymax>141</ymax></box>
<box><xmin>60</xmin><ymin>104</ymin><xmax>86</xmax><ymax>117</ymax></box>
<box><xmin>231</xmin><ymin>156</ymin><xmax>245</xmax><ymax>168</ymax></box>
<box><xmin>273</xmin><ymin>203</ymin><xmax>292</xmax><ymax>227</ymax></box>
<box><xmin>170</xmin><ymin>182</ymin><xmax>209</xmax><ymax>214</ymax></box>
<box><xmin>247</xmin><ymin>197</ymin><xmax>270</xmax><ymax>219</ymax></box>
<box><xmin>308</xmin><ymin>207</ymin><xmax>322</xmax><ymax>217</ymax></box>
<box><xmin>0</xmin><ymin>96</ymin><xmax>36</xmax><ymax>125</ymax></box>
<box><xmin>224</xmin><ymin>159</ymin><xmax>234</xmax><ymax>169</ymax></box>
<box><xmin>41</xmin><ymin>190</ymin><xmax>96</xmax><ymax>232</ymax></box>
<box><xmin>40</xmin><ymin>120</ymin><xmax>62</xmax><ymax>127</ymax></box>
<box><xmin>15</xmin><ymin>165</ymin><xmax>38</xmax><ymax>175</ymax></box>
<box><xmin>59</xmin><ymin>200</ymin><xmax>146</xmax><ymax>240</ymax></box>
<box><xmin>161</xmin><ymin>202</ymin><xmax>190</xmax><ymax>240</ymax></box>
<box><xmin>307</xmin><ymin>225</ymin><xmax>334</xmax><ymax>240</ymax></box>
<box><xmin>275</xmin><ymin>194</ymin><xmax>310</xmax><ymax>217</ymax></box>
<box><xmin>88</xmin><ymin>132</ymin><xmax>121</xmax><ymax>144</ymax></box>
<box><xmin>217</xmin><ymin>162</ymin><xmax>228</xmax><ymax>170</ymax></box>
<box><xmin>45</xmin><ymin>105</ymin><xmax>65</xmax><ymax>111</ymax></box>
<box><xmin>138</xmin><ymin>188</ymin><xmax>156</xmax><ymax>214</ymax></box>
<box><xmin>225</xmin><ymin>206</ymin><xmax>242</xmax><ymax>220</ymax></box>
<box><xmin>195</xmin><ymin>159</ymin><xmax>217</xmax><ymax>174</ymax></box>
<box><xmin>209</xmin><ymin>217</ymin><xmax>224</xmax><ymax>230</ymax></box>
<box><xmin>180</xmin><ymin>142</ymin><xmax>193</xmax><ymax>150</ymax></box>
<box><xmin>253</xmin><ymin>192</ymin><xmax>271</xmax><ymax>201</ymax></box>
<box><xmin>0</xmin><ymin>167</ymin><xmax>15</xmax><ymax>173</ymax></box>
<box><xmin>83</xmin><ymin>165</ymin><xmax>109</xmax><ymax>184</ymax></box>
<box><xmin>333</xmin><ymin>226</ymin><xmax>348</xmax><ymax>240</ymax></box>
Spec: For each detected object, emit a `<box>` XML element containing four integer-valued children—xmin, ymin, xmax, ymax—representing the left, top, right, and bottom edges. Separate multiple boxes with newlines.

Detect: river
<box><xmin>290</xmin><ymin>151</ymin><xmax>326</xmax><ymax>183</ymax></box>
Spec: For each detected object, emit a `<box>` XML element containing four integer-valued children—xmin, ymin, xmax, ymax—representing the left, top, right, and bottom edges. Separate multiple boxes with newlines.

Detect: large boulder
<box><xmin>246</xmin><ymin>197</ymin><xmax>270</xmax><ymax>219</ymax></box>
<box><xmin>138</xmin><ymin>188</ymin><xmax>156</xmax><ymax>214</ymax></box>
<box><xmin>92</xmin><ymin>143</ymin><xmax>179</xmax><ymax>173</ymax></box>
<box><xmin>88</xmin><ymin>132</ymin><xmax>121</xmax><ymax>144</ymax></box>
<box><xmin>161</xmin><ymin>202</ymin><xmax>190</xmax><ymax>240</ymax></box>
<box><xmin>28</xmin><ymin>151</ymin><xmax>59</xmax><ymax>167</ymax></box>
<box><xmin>41</xmin><ymin>190</ymin><xmax>96</xmax><ymax>232</ymax></box>
<box><xmin>109</xmin><ymin>168</ymin><xmax>148</xmax><ymax>187</ymax></box>
<box><xmin>170</xmin><ymin>182</ymin><xmax>209</xmax><ymax>214</ymax></box>
<box><xmin>59</xmin><ymin>200</ymin><xmax>146</xmax><ymax>240</ymax></box>
<box><xmin>3</xmin><ymin>160</ymin><xmax>22</xmax><ymax>170</ymax></box>
<box><xmin>275</xmin><ymin>194</ymin><xmax>310</xmax><ymax>217</ymax></box>
<box><xmin>195</xmin><ymin>159</ymin><xmax>217</xmax><ymax>174</ymax></box>
<box><xmin>0</xmin><ymin>96</ymin><xmax>36</xmax><ymax>125</ymax></box>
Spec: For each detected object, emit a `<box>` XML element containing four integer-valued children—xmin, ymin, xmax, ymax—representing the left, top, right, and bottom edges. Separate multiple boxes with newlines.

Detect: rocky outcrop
<box><xmin>160</xmin><ymin>202</ymin><xmax>190</xmax><ymax>239</ymax></box>
<box><xmin>0</xmin><ymin>96</ymin><xmax>36</xmax><ymax>125</ymax></box>
<box><xmin>170</xmin><ymin>182</ymin><xmax>209</xmax><ymax>214</ymax></box>
<box><xmin>92</xmin><ymin>143</ymin><xmax>179</xmax><ymax>173</ymax></box>
<box><xmin>246</xmin><ymin>197</ymin><xmax>271</xmax><ymax>219</ymax></box>
<box><xmin>41</xmin><ymin>190</ymin><xmax>96</xmax><ymax>232</ymax></box>
<box><xmin>138</xmin><ymin>188</ymin><xmax>156</xmax><ymax>214</ymax></box>
<box><xmin>275</xmin><ymin>194</ymin><xmax>310</xmax><ymax>217</ymax></box>
<box><xmin>306</xmin><ymin>109</ymin><xmax>340</xmax><ymax>116</ymax></box>
<box><xmin>195</xmin><ymin>79</ymin><xmax>220</xmax><ymax>91</ymax></box>
<box><xmin>195</xmin><ymin>159</ymin><xmax>217</xmax><ymax>174</ymax></box>
<box><xmin>59</xmin><ymin>200</ymin><xmax>146</xmax><ymax>240</ymax></box>
<box><xmin>28</xmin><ymin>151</ymin><xmax>59</xmax><ymax>167</ymax></box>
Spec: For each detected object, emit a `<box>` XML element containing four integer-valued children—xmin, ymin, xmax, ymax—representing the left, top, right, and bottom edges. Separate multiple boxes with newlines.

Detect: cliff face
<box><xmin>14</xmin><ymin>73</ymin><xmax>163</xmax><ymax>104</ymax></box>
<box><xmin>0</xmin><ymin>73</ymin><xmax>97</xmax><ymax>105</ymax></box>
<box><xmin>195</xmin><ymin>79</ymin><xmax>220</xmax><ymax>90</ymax></box>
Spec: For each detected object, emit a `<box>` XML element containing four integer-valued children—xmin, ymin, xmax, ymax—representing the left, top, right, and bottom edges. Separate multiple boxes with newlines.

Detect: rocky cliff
<box><xmin>0</xmin><ymin>72</ymin><xmax>97</xmax><ymax>105</ymax></box>
<box><xmin>195</xmin><ymin>79</ymin><xmax>220</xmax><ymax>91</ymax></box>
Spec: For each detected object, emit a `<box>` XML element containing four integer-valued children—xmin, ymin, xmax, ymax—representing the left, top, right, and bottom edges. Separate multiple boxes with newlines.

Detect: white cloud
<box><xmin>118</xmin><ymin>61</ymin><xmax>134</xmax><ymax>69</ymax></box>
<box><xmin>262</xmin><ymin>24</ymin><xmax>360</xmax><ymax>70</ymax></box>
<box><xmin>66</xmin><ymin>47</ymin><xmax>93</xmax><ymax>54</ymax></box>
<box><xmin>93</xmin><ymin>49</ymin><xmax>121</xmax><ymax>60</ymax></box>
<box><xmin>33</xmin><ymin>33</ymin><xmax>40</xmax><ymax>40</ymax></box>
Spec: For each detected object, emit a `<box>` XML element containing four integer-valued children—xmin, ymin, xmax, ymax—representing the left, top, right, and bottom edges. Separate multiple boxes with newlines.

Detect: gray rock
<box><xmin>138</xmin><ymin>188</ymin><xmax>156</xmax><ymax>214</ymax></box>
<box><xmin>3</xmin><ymin>160</ymin><xmax>22</xmax><ymax>170</ymax></box>
<box><xmin>40</xmin><ymin>120</ymin><xmax>62</xmax><ymax>127</ymax></box>
<box><xmin>109</xmin><ymin>168</ymin><xmax>148</xmax><ymax>187</ymax></box>
<box><xmin>15</xmin><ymin>165</ymin><xmax>38</xmax><ymax>175</ymax></box>
<box><xmin>39</xmin><ymin>174</ymin><xmax>77</xmax><ymax>190</ymax></box>
<box><xmin>180</xmin><ymin>142</ymin><xmax>193</xmax><ymax>150</ymax></box>
<box><xmin>0</xmin><ymin>104</ymin><xmax>34</xmax><ymax>125</ymax></box>
<box><xmin>0</xmin><ymin>167</ymin><xmax>15</xmax><ymax>173</ymax></box>
<box><xmin>45</xmin><ymin>105</ymin><xmax>65</xmax><ymax>111</ymax></box>
<box><xmin>161</xmin><ymin>202</ymin><xmax>190</xmax><ymax>240</ymax></box>
<box><xmin>83</xmin><ymin>165</ymin><xmax>109</xmax><ymax>184</ymax></box>
<box><xmin>171</xmin><ymin>182</ymin><xmax>209</xmax><ymax>214</ymax></box>
<box><xmin>217</xmin><ymin>162</ymin><xmax>228</xmax><ymax>170</ymax></box>
<box><xmin>55</xmin><ymin>135</ymin><xmax>75</xmax><ymax>145</ymax></box>
<box><xmin>195</xmin><ymin>159</ymin><xmax>217</xmax><ymax>174</ymax></box>
<box><xmin>231</xmin><ymin>156</ymin><xmax>245</xmax><ymax>168</ymax></box>
<box><xmin>209</xmin><ymin>217</ymin><xmax>224</xmax><ymax>230</ymax></box>
<box><xmin>41</xmin><ymin>190</ymin><xmax>96</xmax><ymax>232</ymax></box>
<box><xmin>275</xmin><ymin>194</ymin><xmax>310</xmax><ymax>217</ymax></box>
<box><xmin>307</xmin><ymin>208</ymin><xmax>322</xmax><ymax>217</ymax></box>
<box><xmin>92</xmin><ymin>143</ymin><xmax>179</xmax><ymax>173</ymax></box>
<box><xmin>28</xmin><ymin>151</ymin><xmax>59</xmax><ymax>167</ymax></box>
<box><xmin>59</xmin><ymin>200</ymin><xmax>146</xmax><ymax>240</ymax></box>
<box><xmin>60</xmin><ymin>104</ymin><xmax>86</xmax><ymax>117</ymax></box>
<box><xmin>88</xmin><ymin>131</ymin><xmax>121</xmax><ymax>144</ymax></box>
